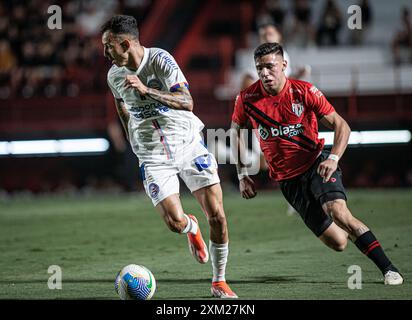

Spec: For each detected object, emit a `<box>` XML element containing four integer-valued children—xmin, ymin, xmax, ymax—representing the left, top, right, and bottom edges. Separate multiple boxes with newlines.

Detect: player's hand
<box><xmin>239</xmin><ymin>176</ymin><xmax>257</xmax><ymax>199</ymax></box>
<box><xmin>317</xmin><ymin>159</ymin><xmax>337</xmax><ymax>183</ymax></box>
<box><xmin>125</xmin><ymin>75</ymin><xmax>148</xmax><ymax>95</ymax></box>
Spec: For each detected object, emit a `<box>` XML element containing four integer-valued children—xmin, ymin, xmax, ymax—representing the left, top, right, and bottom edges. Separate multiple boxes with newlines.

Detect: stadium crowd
<box><xmin>0</xmin><ymin>0</ymin><xmax>411</xmax><ymax>194</ymax></box>
<box><xmin>0</xmin><ymin>0</ymin><xmax>151</xmax><ymax>99</ymax></box>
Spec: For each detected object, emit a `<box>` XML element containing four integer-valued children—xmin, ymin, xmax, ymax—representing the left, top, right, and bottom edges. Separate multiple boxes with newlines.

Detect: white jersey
<box><xmin>107</xmin><ymin>47</ymin><xmax>204</xmax><ymax>164</ymax></box>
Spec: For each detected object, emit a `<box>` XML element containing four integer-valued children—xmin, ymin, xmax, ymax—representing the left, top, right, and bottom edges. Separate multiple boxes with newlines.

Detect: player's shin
<box><xmin>354</xmin><ymin>230</ymin><xmax>399</xmax><ymax>275</ymax></box>
<box><xmin>209</xmin><ymin>241</ymin><xmax>228</xmax><ymax>282</ymax></box>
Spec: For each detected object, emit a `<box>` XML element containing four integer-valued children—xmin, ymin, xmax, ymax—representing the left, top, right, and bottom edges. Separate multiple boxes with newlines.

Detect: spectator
<box><xmin>289</xmin><ymin>0</ymin><xmax>316</xmax><ymax>47</ymax></box>
<box><xmin>255</xmin><ymin>0</ymin><xmax>287</xmax><ymax>34</ymax></box>
<box><xmin>316</xmin><ymin>0</ymin><xmax>342</xmax><ymax>46</ymax></box>
<box><xmin>392</xmin><ymin>6</ymin><xmax>412</xmax><ymax>65</ymax></box>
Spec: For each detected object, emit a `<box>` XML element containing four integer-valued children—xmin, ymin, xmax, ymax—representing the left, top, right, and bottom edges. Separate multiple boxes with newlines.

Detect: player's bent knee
<box><xmin>332</xmin><ymin>239</ymin><xmax>348</xmax><ymax>252</ymax></box>
<box><xmin>207</xmin><ymin>212</ymin><xmax>227</xmax><ymax>228</ymax></box>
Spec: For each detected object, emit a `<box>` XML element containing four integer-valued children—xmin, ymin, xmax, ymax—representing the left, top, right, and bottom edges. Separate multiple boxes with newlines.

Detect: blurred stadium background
<box><xmin>0</xmin><ymin>0</ymin><xmax>412</xmax><ymax>194</ymax></box>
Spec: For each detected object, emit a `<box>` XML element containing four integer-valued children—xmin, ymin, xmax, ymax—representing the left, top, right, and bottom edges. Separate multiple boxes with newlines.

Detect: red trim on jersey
<box><xmin>232</xmin><ymin>78</ymin><xmax>335</xmax><ymax>181</ymax></box>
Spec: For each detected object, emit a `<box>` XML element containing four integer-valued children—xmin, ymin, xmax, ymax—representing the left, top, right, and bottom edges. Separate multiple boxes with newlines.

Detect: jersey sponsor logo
<box><xmin>148</xmin><ymin>79</ymin><xmax>163</xmax><ymax>90</ymax></box>
<box><xmin>292</xmin><ymin>101</ymin><xmax>304</xmax><ymax>117</ymax></box>
<box><xmin>309</xmin><ymin>85</ymin><xmax>323</xmax><ymax>98</ymax></box>
<box><xmin>258</xmin><ymin>124</ymin><xmax>270</xmax><ymax>140</ymax></box>
<box><xmin>194</xmin><ymin>154</ymin><xmax>212</xmax><ymax>171</ymax></box>
<box><xmin>244</xmin><ymin>93</ymin><xmax>260</xmax><ymax>99</ymax></box>
<box><xmin>148</xmin><ymin>183</ymin><xmax>160</xmax><ymax>198</ymax></box>
<box><xmin>130</xmin><ymin>102</ymin><xmax>169</xmax><ymax>120</ymax></box>
<box><xmin>258</xmin><ymin>123</ymin><xmax>304</xmax><ymax>140</ymax></box>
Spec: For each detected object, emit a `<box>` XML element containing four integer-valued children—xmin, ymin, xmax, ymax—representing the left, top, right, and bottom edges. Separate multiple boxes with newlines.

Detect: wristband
<box><xmin>327</xmin><ymin>154</ymin><xmax>339</xmax><ymax>162</ymax></box>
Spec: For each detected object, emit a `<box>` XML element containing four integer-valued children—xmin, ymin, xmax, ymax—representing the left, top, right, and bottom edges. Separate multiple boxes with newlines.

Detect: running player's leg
<box><xmin>193</xmin><ymin>183</ymin><xmax>237</xmax><ymax>298</ymax></box>
<box><xmin>322</xmin><ymin>198</ymin><xmax>403</xmax><ymax>285</ymax></box>
<box><xmin>180</xmin><ymin>142</ymin><xmax>237</xmax><ymax>298</ymax></box>
<box><xmin>141</xmin><ymin>163</ymin><xmax>208</xmax><ymax>263</ymax></box>
<box><xmin>155</xmin><ymin>193</ymin><xmax>209</xmax><ymax>264</ymax></box>
<box><xmin>310</xmin><ymin>151</ymin><xmax>403</xmax><ymax>285</ymax></box>
<box><xmin>318</xmin><ymin>221</ymin><xmax>348</xmax><ymax>252</ymax></box>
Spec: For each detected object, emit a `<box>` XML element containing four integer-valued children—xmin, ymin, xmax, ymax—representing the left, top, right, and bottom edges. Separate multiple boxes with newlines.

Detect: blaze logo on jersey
<box><xmin>148</xmin><ymin>183</ymin><xmax>160</xmax><ymax>198</ymax></box>
<box><xmin>258</xmin><ymin>123</ymin><xmax>304</xmax><ymax>140</ymax></box>
<box><xmin>258</xmin><ymin>124</ymin><xmax>270</xmax><ymax>140</ymax></box>
<box><xmin>292</xmin><ymin>102</ymin><xmax>304</xmax><ymax>117</ymax></box>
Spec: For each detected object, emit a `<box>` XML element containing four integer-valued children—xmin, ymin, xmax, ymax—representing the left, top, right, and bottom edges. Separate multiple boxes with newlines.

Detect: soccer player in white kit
<box><xmin>101</xmin><ymin>15</ymin><xmax>237</xmax><ymax>298</ymax></box>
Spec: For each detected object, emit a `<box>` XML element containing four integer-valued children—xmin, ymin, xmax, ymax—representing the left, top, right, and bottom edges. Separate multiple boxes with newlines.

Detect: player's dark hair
<box><xmin>101</xmin><ymin>15</ymin><xmax>139</xmax><ymax>39</ymax></box>
<box><xmin>254</xmin><ymin>42</ymin><xmax>284</xmax><ymax>60</ymax></box>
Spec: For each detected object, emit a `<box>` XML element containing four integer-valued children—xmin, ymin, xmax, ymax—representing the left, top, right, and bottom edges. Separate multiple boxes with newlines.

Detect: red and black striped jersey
<box><xmin>232</xmin><ymin>78</ymin><xmax>335</xmax><ymax>181</ymax></box>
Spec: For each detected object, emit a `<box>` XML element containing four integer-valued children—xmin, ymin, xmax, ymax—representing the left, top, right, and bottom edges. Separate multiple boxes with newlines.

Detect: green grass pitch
<box><xmin>0</xmin><ymin>189</ymin><xmax>411</xmax><ymax>299</ymax></box>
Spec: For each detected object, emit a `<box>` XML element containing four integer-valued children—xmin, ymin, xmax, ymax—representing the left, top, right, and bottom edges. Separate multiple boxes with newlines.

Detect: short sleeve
<box><xmin>107</xmin><ymin>76</ymin><xmax>122</xmax><ymax>100</ymax></box>
<box><xmin>154</xmin><ymin>50</ymin><xmax>189</xmax><ymax>92</ymax></box>
<box><xmin>231</xmin><ymin>94</ymin><xmax>248</xmax><ymax>126</ymax></box>
<box><xmin>306</xmin><ymin>84</ymin><xmax>335</xmax><ymax>118</ymax></box>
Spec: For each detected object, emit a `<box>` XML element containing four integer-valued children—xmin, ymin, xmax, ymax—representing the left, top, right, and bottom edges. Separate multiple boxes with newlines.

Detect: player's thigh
<box><xmin>192</xmin><ymin>183</ymin><xmax>224</xmax><ymax>219</ymax></box>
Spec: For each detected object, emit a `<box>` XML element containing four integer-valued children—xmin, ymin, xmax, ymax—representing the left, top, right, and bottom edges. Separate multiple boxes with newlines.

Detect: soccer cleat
<box><xmin>384</xmin><ymin>270</ymin><xmax>404</xmax><ymax>285</ymax></box>
<box><xmin>186</xmin><ymin>214</ymin><xmax>209</xmax><ymax>264</ymax></box>
<box><xmin>211</xmin><ymin>281</ymin><xmax>238</xmax><ymax>299</ymax></box>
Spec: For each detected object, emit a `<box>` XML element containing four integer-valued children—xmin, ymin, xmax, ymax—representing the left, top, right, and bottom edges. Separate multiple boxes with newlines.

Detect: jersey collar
<box><xmin>135</xmin><ymin>46</ymin><xmax>149</xmax><ymax>75</ymax></box>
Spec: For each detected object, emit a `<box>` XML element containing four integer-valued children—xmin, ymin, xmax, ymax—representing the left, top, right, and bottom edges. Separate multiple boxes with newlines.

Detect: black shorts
<box><xmin>279</xmin><ymin>150</ymin><xmax>347</xmax><ymax>237</ymax></box>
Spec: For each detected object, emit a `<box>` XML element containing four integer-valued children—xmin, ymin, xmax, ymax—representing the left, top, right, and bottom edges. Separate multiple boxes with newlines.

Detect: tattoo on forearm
<box><xmin>147</xmin><ymin>88</ymin><xmax>193</xmax><ymax>111</ymax></box>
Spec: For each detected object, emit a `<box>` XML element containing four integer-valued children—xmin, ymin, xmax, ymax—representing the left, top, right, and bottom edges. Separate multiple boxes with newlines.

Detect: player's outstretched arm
<box><xmin>230</xmin><ymin>121</ymin><xmax>257</xmax><ymax>199</ymax></box>
<box><xmin>318</xmin><ymin>111</ymin><xmax>351</xmax><ymax>182</ymax></box>
<box><xmin>125</xmin><ymin>75</ymin><xmax>193</xmax><ymax>111</ymax></box>
<box><xmin>114</xmin><ymin>98</ymin><xmax>130</xmax><ymax>141</ymax></box>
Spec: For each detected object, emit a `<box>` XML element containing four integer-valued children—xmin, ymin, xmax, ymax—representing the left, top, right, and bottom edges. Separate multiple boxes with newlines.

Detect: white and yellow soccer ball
<box><xmin>114</xmin><ymin>264</ymin><xmax>156</xmax><ymax>300</ymax></box>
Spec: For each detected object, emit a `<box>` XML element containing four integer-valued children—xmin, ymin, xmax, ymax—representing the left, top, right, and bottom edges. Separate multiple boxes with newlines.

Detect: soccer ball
<box><xmin>114</xmin><ymin>264</ymin><xmax>156</xmax><ymax>300</ymax></box>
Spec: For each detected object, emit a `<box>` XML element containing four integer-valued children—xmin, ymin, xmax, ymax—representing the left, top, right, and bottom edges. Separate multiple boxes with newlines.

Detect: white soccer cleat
<box><xmin>211</xmin><ymin>281</ymin><xmax>238</xmax><ymax>299</ymax></box>
<box><xmin>186</xmin><ymin>214</ymin><xmax>209</xmax><ymax>264</ymax></box>
<box><xmin>384</xmin><ymin>270</ymin><xmax>404</xmax><ymax>285</ymax></box>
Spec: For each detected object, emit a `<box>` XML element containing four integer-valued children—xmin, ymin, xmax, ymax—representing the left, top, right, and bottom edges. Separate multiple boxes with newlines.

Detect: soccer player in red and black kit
<box><xmin>231</xmin><ymin>42</ymin><xmax>403</xmax><ymax>285</ymax></box>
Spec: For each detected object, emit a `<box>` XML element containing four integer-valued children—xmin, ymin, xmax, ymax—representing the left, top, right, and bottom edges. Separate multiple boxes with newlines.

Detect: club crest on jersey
<box><xmin>292</xmin><ymin>102</ymin><xmax>304</xmax><ymax>117</ymax></box>
<box><xmin>148</xmin><ymin>79</ymin><xmax>163</xmax><ymax>90</ymax></box>
<box><xmin>148</xmin><ymin>183</ymin><xmax>160</xmax><ymax>198</ymax></box>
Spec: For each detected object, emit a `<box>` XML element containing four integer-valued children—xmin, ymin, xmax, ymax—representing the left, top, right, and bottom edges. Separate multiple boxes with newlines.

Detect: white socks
<box><xmin>209</xmin><ymin>241</ymin><xmax>229</xmax><ymax>282</ymax></box>
<box><xmin>181</xmin><ymin>214</ymin><xmax>198</xmax><ymax>235</ymax></box>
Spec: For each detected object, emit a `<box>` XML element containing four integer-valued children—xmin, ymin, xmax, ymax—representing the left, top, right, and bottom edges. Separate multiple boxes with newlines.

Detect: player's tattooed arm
<box><xmin>146</xmin><ymin>86</ymin><xmax>193</xmax><ymax>111</ymax></box>
<box><xmin>125</xmin><ymin>75</ymin><xmax>193</xmax><ymax>111</ymax></box>
<box><xmin>114</xmin><ymin>98</ymin><xmax>130</xmax><ymax>141</ymax></box>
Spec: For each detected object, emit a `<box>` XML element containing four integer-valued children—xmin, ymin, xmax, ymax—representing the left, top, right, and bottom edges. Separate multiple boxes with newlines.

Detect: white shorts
<box><xmin>140</xmin><ymin>141</ymin><xmax>220</xmax><ymax>206</ymax></box>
